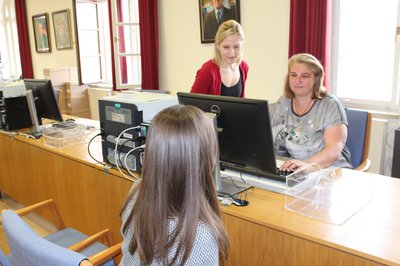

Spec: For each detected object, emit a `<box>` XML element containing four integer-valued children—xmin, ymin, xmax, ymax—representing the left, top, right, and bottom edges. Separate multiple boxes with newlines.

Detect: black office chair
<box><xmin>345</xmin><ymin>108</ymin><xmax>372</xmax><ymax>171</ymax></box>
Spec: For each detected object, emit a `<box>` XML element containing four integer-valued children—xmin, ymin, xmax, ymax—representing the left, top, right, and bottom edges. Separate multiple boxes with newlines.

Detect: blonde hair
<box><xmin>284</xmin><ymin>53</ymin><xmax>327</xmax><ymax>99</ymax></box>
<box><xmin>214</xmin><ymin>20</ymin><xmax>245</xmax><ymax>66</ymax></box>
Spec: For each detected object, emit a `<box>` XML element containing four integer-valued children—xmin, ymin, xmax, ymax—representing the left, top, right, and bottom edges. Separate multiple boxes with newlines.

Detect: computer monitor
<box><xmin>177</xmin><ymin>92</ymin><xmax>280</xmax><ymax>182</ymax></box>
<box><xmin>24</xmin><ymin>79</ymin><xmax>63</xmax><ymax>123</ymax></box>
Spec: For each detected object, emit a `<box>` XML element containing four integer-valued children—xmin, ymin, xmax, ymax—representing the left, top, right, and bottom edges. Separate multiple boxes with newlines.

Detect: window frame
<box><xmin>110</xmin><ymin>0</ymin><xmax>141</xmax><ymax>90</ymax></box>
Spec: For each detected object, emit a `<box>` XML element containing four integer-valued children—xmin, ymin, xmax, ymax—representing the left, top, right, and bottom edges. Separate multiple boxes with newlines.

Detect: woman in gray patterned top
<box><xmin>120</xmin><ymin>105</ymin><xmax>229</xmax><ymax>265</ymax></box>
<box><xmin>270</xmin><ymin>53</ymin><xmax>352</xmax><ymax>171</ymax></box>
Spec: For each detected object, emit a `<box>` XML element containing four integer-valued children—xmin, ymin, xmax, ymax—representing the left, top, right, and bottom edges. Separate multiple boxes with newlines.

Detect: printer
<box><xmin>99</xmin><ymin>92</ymin><xmax>178</xmax><ymax>171</ymax></box>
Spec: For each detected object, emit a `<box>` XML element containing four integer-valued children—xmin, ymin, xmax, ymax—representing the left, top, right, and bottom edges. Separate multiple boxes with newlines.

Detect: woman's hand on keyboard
<box><xmin>279</xmin><ymin>159</ymin><xmax>306</xmax><ymax>172</ymax></box>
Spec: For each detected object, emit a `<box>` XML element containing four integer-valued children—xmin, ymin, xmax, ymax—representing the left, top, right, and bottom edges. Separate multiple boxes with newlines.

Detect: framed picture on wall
<box><xmin>199</xmin><ymin>0</ymin><xmax>241</xmax><ymax>43</ymax></box>
<box><xmin>52</xmin><ymin>9</ymin><xmax>73</xmax><ymax>50</ymax></box>
<box><xmin>32</xmin><ymin>13</ymin><xmax>51</xmax><ymax>53</ymax></box>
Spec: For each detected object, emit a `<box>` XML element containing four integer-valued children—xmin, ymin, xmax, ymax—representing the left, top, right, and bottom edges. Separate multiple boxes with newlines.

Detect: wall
<box><xmin>158</xmin><ymin>0</ymin><xmax>290</xmax><ymax>101</ymax></box>
<box><xmin>26</xmin><ymin>0</ymin><xmax>77</xmax><ymax>79</ymax></box>
<box><xmin>28</xmin><ymin>0</ymin><xmax>289</xmax><ymax>101</ymax></box>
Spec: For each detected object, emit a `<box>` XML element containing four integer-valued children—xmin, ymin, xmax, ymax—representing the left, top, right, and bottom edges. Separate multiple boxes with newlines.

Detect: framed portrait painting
<box><xmin>199</xmin><ymin>0</ymin><xmax>241</xmax><ymax>43</ymax></box>
<box><xmin>52</xmin><ymin>9</ymin><xmax>73</xmax><ymax>50</ymax></box>
<box><xmin>32</xmin><ymin>13</ymin><xmax>51</xmax><ymax>53</ymax></box>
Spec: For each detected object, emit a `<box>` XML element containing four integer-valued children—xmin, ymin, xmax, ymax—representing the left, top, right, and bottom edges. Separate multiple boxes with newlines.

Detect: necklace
<box><xmin>293</xmin><ymin>97</ymin><xmax>314</xmax><ymax>116</ymax></box>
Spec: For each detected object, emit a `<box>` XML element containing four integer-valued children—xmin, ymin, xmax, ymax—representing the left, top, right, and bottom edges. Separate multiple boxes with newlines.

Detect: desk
<box><xmin>0</xmin><ymin>131</ymin><xmax>399</xmax><ymax>266</ymax></box>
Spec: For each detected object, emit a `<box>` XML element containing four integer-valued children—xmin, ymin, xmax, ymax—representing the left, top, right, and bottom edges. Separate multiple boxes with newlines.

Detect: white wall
<box><xmin>28</xmin><ymin>0</ymin><xmax>290</xmax><ymax>101</ymax></box>
<box><xmin>158</xmin><ymin>0</ymin><xmax>290</xmax><ymax>102</ymax></box>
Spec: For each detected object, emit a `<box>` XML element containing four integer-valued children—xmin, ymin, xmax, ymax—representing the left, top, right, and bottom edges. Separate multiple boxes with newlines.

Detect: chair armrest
<box><xmin>355</xmin><ymin>159</ymin><xmax>371</xmax><ymax>172</ymax></box>
<box><xmin>68</xmin><ymin>229</ymin><xmax>114</xmax><ymax>252</ymax></box>
<box><xmin>88</xmin><ymin>242</ymin><xmax>122</xmax><ymax>266</ymax></box>
<box><xmin>0</xmin><ymin>199</ymin><xmax>65</xmax><ymax>230</ymax></box>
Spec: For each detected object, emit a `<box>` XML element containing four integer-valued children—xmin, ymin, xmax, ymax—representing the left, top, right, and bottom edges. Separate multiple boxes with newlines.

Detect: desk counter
<box><xmin>0</xmin><ymin>131</ymin><xmax>399</xmax><ymax>266</ymax></box>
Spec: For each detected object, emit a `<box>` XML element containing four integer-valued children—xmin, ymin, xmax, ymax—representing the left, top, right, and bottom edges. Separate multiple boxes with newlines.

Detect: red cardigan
<box><xmin>191</xmin><ymin>59</ymin><xmax>249</xmax><ymax>97</ymax></box>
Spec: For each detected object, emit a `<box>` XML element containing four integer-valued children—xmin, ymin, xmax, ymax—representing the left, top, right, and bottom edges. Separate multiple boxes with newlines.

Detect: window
<box><xmin>0</xmin><ymin>0</ymin><xmax>21</xmax><ymax>80</ymax></box>
<box><xmin>75</xmin><ymin>0</ymin><xmax>112</xmax><ymax>84</ymax></box>
<box><xmin>74</xmin><ymin>0</ymin><xmax>141</xmax><ymax>89</ymax></box>
<box><xmin>331</xmin><ymin>0</ymin><xmax>400</xmax><ymax>113</ymax></box>
<box><xmin>112</xmin><ymin>0</ymin><xmax>141</xmax><ymax>89</ymax></box>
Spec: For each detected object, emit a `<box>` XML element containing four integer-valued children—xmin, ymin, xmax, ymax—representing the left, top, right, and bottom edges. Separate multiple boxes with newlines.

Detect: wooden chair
<box><xmin>0</xmin><ymin>199</ymin><xmax>121</xmax><ymax>265</ymax></box>
<box><xmin>345</xmin><ymin>108</ymin><xmax>372</xmax><ymax>171</ymax></box>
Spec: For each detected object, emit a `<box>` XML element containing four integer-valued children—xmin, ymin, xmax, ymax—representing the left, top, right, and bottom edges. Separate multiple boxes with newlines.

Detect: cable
<box><xmin>115</xmin><ymin>126</ymin><xmax>141</xmax><ymax>183</ymax></box>
<box><xmin>123</xmin><ymin>144</ymin><xmax>145</xmax><ymax>178</ymax></box>
<box><xmin>117</xmin><ymin>138</ymin><xmax>131</xmax><ymax>170</ymax></box>
<box><xmin>87</xmin><ymin>133</ymin><xmax>105</xmax><ymax>165</ymax></box>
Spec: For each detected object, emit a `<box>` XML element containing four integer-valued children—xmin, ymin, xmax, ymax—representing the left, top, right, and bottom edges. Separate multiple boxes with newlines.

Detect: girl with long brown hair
<box><xmin>120</xmin><ymin>105</ymin><xmax>229</xmax><ymax>265</ymax></box>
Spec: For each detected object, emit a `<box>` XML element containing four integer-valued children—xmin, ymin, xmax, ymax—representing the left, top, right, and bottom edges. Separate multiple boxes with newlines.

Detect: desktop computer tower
<box><xmin>392</xmin><ymin>127</ymin><xmax>400</xmax><ymax>178</ymax></box>
<box><xmin>0</xmin><ymin>96</ymin><xmax>32</xmax><ymax>130</ymax></box>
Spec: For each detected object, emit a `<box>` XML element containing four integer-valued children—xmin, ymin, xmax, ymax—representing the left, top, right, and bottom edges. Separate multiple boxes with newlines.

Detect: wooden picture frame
<box><xmin>52</xmin><ymin>9</ymin><xmax>73</xmax><ymax>50</ymax></box>
<box><xmin>199</xmin><ymin>0</ymin><xmax>241</xmax><ymax>43</ymax></box>
<box><xmin>32</xmin><ymin>13</ymin><xmax>51</xmax><ymax>53</ymax></box>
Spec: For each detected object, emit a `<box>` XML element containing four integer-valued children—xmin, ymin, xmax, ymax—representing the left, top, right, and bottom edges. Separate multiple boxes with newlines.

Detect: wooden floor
<box><xmin>0</xmin><ymin>193</ymin><xmax>56</xmax><ymax>255</ymax></box>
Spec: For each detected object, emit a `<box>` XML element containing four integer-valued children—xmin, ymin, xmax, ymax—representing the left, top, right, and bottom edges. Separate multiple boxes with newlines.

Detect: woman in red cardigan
<box><xmin>191</xmin><ymin>20</ymin><xmax>249</xmax><ymax>97</ymax></box>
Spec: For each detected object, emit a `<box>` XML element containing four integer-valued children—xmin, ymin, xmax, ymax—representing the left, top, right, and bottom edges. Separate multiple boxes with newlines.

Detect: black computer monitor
<box><xmin>177</xmin><ymin>92</ymin><xmax>279</xmax><ymax>180</ymax></box>
<box><xmin>24</xmin><ymin>79</ymin><xmax>63</xmax><ymax>123</ymax></box>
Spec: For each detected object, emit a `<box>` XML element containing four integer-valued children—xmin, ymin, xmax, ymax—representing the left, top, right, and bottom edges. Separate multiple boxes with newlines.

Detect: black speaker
<box><xmin>392</xmin><ymin>128</ymin><xmax>400</xmax><ymax>178</ymax></box>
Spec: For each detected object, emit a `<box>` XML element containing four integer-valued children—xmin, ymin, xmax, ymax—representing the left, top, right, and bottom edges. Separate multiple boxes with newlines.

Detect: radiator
<box><xmin>381</xmin><ymin>118</ymin><xmax>400</xmax><ymax>176</ymax></box>
<box><xmin>369</xmin><ymin>118</ymin><xmax>388</xmax><ymax>174</ymax></box>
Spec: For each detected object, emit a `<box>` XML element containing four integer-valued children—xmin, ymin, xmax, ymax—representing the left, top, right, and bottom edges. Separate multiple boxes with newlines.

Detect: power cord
<box><xmin>87</xmin><ymin>133</ymin><xmax>105</xmax><ymax>165</ymax></box>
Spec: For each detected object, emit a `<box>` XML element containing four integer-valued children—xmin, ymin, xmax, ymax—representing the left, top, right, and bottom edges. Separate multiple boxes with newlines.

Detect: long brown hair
<box><xmin>121</xmin><ymin>105</ymin><xmax>229</xmax><ymax>265</ymax></box>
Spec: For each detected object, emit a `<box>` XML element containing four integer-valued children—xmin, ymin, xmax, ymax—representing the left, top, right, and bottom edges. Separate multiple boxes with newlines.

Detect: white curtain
<box><xmin>0</xmin><ymin>0</ymin><xmax>21</xmax><ymax>81</ymax></box>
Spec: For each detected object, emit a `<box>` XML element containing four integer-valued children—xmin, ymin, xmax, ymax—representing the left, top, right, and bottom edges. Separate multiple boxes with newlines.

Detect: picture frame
<box><xmin>32</xmin><ymin>13</ymin><xmax>51</xmax><ymax>53</ymax></box>
<box><xmin>199</xmin><ymin>0</ymin><xmax>241</xmax><ymax>43</ymax></box>
<box><xmin>52</xmin><ymin>9</ymin><xmax>73</xmax><ymax>50</ymax></box>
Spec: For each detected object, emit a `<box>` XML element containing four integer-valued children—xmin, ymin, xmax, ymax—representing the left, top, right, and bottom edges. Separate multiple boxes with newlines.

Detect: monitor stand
<box><xmin>214</xmin><ymin>162</ymin><xmax>252</xmax><ymax>197</ymax></box>
<box><xmin>26</xmin><ymin>90</ymin><xmax>42</xmax><ymax>138</ymax></box>
<box><xmin>217</xmin><ymin>178</ymin><xmax>252</xmax><ymax>197</ymax></box>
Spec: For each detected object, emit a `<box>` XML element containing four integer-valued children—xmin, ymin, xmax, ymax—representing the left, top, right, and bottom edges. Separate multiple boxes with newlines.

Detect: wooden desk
<box><xmin>0</xmin><ymin>131</ymin><xmax>399</xmax><ymax>266</ymax></box>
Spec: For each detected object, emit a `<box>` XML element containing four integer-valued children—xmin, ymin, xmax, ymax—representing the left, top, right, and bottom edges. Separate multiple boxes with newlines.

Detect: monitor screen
<box><xmin>24</xmin><ymin>79</ymin><xmax>63</xmax><ymax>123</ymax></box>
<box><xmin>177</xmin><ymin>92</ymin><xmax>278</xmax><ymax>178</ymax></box>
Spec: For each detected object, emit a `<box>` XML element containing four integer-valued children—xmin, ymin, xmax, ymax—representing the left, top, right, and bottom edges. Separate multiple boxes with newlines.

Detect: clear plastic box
<box><xmin>42</xmin><ymin>123</ymin><xmax>98</xmax><ymax>148</ymax></box>
<box><xmin>285</xmin><ymin>165</ymin><xmax>372</xmax><ymax>225</ymax></box>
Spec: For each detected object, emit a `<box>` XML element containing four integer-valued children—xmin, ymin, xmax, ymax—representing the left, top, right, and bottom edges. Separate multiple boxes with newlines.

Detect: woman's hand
<box><xmin>279</xmin><ymin>159</ymin><xmax>307</xmax><ymax>172</ymax></box>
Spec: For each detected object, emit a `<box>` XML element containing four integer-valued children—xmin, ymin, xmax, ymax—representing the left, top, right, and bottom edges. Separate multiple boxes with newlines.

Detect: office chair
<box><xmin>0</xmin><ymin>199</ymin><xmax>121</xmax><ymax>266</ymax></box>
<box><xmin>345</xmin><ymin>108</ymin><xmax>372</xmax><ymax>172</ymax></box>
<box><xmin>0</xmin><ymin>247</ymin><xmax>12</xmax><ymax>266</ymax></box>
<box><xmin>53</xmin><ymin>87</ymin><xmax>63</xmax><ymax>111</ymax></box>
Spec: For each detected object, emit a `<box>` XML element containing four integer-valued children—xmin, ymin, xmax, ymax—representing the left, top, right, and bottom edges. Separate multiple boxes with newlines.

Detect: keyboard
<box><xmin>277</xmin><ymin>168</ymin><xmax>294</xmax><ymax>177</ymax></box>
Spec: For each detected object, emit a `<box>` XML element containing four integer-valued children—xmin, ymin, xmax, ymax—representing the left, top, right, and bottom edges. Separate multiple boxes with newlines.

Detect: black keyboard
<box><xmin>277</xmin><ymin>168</ymin><xmax>294</xmax><ymax>177</ymax></box>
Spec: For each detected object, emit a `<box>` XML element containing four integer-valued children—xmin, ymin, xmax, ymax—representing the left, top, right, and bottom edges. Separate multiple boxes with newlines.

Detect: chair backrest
<box><xmin>345</xmin><ymin>108</ymin><xmax>372</xmax><ymax>168</ymax></box>
<box><xmin>2</xmin><ymin>210</ymin><xmax>88</xmax><ymax>266</ymax></box>
<box><xmin>53</xmin><ymin>88</ymin><xmax>62</xmax><ymax>111</ymax></box>
<box><xmin>0</xmin><ymin>247</ymin><xmax>12</xmax><ymax>266</ymax></box>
